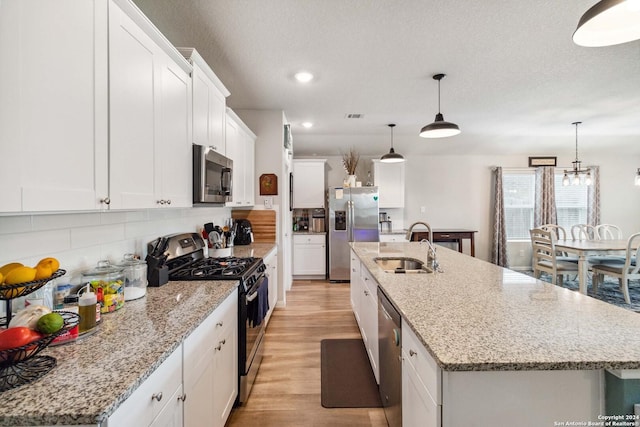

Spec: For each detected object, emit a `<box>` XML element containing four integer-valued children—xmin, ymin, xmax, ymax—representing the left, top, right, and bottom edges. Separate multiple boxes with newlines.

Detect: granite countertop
<box><xmin>351</xmin><ymin>241</ymin><xmax>640</xmax><ymax>372</ymax></box>
<box><xmin>0</xmin><ymin>243</ymin><xmax>276</xmax><ymax>426</ymax></box>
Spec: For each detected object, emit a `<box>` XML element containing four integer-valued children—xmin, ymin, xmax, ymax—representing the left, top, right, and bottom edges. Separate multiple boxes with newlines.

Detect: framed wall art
<box><xmin>259</xmin><ymin>173</ymin><xmax>278</xmax><ymax>195</ymax></box>
<box><xmin>528</xmin><ymin>156</ymin><xmax>557</xmax><ymax>167</ymax></box>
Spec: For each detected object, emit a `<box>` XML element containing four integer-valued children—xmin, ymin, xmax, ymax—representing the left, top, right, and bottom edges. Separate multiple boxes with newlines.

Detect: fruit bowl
<box><xmin>0</xmin><ymin>269</ymin><xmax>66</xmax><ymax>300</ymax></box>
<box><xmin>0</xmin><ymin>311</ymin><xmax>79</xmax><ymax>367</ymax></box>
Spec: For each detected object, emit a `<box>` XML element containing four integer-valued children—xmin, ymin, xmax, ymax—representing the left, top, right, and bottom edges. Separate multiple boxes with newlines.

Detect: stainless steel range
<box><xmin>149</xmin><ymin>232</ymin><xmax>267</xmax><ymax>404</ymax></box>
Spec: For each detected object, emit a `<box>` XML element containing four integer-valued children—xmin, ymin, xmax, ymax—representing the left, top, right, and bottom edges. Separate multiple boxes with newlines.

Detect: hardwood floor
<box><xmin>226</xmin><ymin>280</ymin><xmax>388</xmax><ymax>427</ymax></box>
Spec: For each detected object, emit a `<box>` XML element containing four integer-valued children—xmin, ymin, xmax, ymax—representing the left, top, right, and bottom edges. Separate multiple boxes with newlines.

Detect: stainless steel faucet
<box><xmin>405</xmin><ymin>221</ymin><xmax>433</xmax><ymax>243</ymax></box>
<box><xmin>419</xmin><ymin>239</ymin><xmax>442</xmax><ymax>272</ymax></box>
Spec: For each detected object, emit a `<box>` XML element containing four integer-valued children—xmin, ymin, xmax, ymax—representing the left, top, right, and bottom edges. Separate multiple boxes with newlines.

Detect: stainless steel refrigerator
<box><xmin>328</xmin><ymin>186</ymin><xmax>379</xmax><ymax>281</ymax></box>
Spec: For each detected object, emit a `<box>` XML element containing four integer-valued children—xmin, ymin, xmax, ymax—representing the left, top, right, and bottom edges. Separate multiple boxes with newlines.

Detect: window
<box><xmin>503</xmin><ymin>171</ymin><xmax>588</xmax><ymax>241</ymax></box>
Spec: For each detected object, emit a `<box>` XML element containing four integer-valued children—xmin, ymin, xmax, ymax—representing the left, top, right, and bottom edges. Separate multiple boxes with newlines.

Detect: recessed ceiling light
<box><xmin>302</xmin><ymin>122</ymin><xmax>313</xmax><ymax>128</ymax></box>
<box><xmin>294</xmin><ymin>71</ymin><xmax>314</xmax><ymax>83</ymax></box>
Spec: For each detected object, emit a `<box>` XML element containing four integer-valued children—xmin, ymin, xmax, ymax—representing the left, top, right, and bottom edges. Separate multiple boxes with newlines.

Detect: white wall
<box><xmin>297</xmin><ymin>151</ymin><xmax>640</xmax><ymax>266</ymax></box>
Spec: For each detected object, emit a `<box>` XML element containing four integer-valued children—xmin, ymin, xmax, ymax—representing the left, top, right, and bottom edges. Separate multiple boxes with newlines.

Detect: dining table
<box><xmin>555</xmin><ymin>239</ymin><xmax>634</xmax><ymax>294</ymax></box>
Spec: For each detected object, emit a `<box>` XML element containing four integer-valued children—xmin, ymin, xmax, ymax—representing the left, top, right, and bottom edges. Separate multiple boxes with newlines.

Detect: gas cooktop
<box><xmin>168</xmin><ymin>256</ymin><xmax>262</xmax><ymax>281</ymax></box>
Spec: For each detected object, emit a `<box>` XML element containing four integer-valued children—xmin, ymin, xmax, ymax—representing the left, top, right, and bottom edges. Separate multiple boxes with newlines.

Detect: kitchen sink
<box><xmin>374</xmin><ymin>257</ymin><xmax>433</xmax><ymax>274</ymax></box>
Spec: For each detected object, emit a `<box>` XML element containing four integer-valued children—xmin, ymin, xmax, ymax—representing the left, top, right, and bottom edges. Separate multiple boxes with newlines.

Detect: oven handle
<box><xmin>246</xmin><ymin>274</ymin><xmax>266</xmax><ymax>302</ymax></box>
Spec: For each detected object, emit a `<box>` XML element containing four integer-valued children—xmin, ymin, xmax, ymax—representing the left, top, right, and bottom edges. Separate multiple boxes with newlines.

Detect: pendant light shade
<box><xmin>419</xmin><ymin>73</ymin><xmax>461</xmax><ymax>138</ymax></box>
<box><xmin>573</xmin><ymin>0</ymin><xmax>640</xmax><ymax>47</ymax></box>
<box><xmin>562</xmin><ymin>122</ymin><xmax>592</xmax><ymax>186</ymax></box>
<box><xmin>381</xmin><ymin>124</ymin><xmax>405</xmax><ymax>163</ymax></box>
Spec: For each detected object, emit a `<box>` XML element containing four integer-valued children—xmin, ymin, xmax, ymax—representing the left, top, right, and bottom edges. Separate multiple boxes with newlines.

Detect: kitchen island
<box><xmin>351</xmin><ymin>241</ymin><xmax>640</xmax><ymax>426</ymax></box>
<box><xmin>0</xmin><ymin>243</ymin><xmax>276</xmax><ymax>426</ymax></box>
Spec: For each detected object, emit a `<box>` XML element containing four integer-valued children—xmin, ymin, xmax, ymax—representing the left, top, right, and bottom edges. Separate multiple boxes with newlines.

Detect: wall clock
<box><xmin>259</xmin><ymin>173</ymin><xmax>278</xmax><ymax>195</ymax></box>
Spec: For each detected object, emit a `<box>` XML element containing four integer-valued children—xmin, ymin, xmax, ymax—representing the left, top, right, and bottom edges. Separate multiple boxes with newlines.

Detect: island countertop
<box><xmin>351</xmin><ymin>241</ymin><xmax>640</xmax><ymax>372</ymax></box>
<box><xmin>0</xmin><ymin>242</ymin><xmax>277</xmax><ymax>426</ymax></box>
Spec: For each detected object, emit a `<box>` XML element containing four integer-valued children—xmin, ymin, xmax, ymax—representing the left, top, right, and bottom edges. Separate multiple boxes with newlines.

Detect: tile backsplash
<box><xmin>0</xmin><ymin>207</ymin><xmax>231</xmax><ymax>287</ymax></box>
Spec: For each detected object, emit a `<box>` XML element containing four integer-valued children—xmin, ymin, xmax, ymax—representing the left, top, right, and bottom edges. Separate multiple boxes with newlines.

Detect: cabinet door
<box><xmin>108</xmin><ymin>1</ymin><xmax>158</xmax><ymax>209</ymax></box>
<box><xmin>209</xmin><ymin>85</ymin><xmax>227</xmax><ymax>155</ymax></box>
<box><xmin>0</xmin><ymin>0</ymin><xmax>109</xmax><ymax>212</ymax></box>
<box><xmin>293</xmin><ymin>235</ymin><xmax>326</xmax><ymax>275</ymax></box>
<box><xmin>373</xmin><ymin>160</ymin><xmax>405</xmax><ymax>208</ymax></box>
<box><xmin>292</xmin><ymin>160</ymin><xmax>326</xmax><ymax>208</ymax></box>
<box><xmin>212</xmin><ymin>318</ymin><xmax>238</xmax><ymax>427</ymax></box>
<box><xmin>192</xmin><ymin>62</ymin><xmax>226</xmax><ymax>155</ymax></box>
<box><xmin>150</xmin><ymin>385</ymin><xmax>184</xmax><ymax>427</ymax></box>
<box><xmin>243</xmin><ymin>133</ymin><xmax>255</xmax><ymax>206</ymax></box>
<box><xmin>360</xmin><ymin>269</ymin><xmax>379</xmax><ymax>382</ymax></box>
<box><xmin>402</xmin><ymin>354</ymin><xmax>440</xmax><ymax>427</ymax></box>
<box><xmin>156</xmin><ymin>53</ymin><xmax>191</xmax><ymax>208</ymax></box>
<box><xmin>350</xmin><ymin>250</ymin><xmax>361</xmax><ymax>316</ymax></box>
<box><xmin>225</xmin><ymin>115</ymin><xmax>244</xmax><ymax>207</ymax></box>
<box><xmin>264</xmin><ymin>251</ymin><xmax>278</xmax><ymax>323</ymax></box>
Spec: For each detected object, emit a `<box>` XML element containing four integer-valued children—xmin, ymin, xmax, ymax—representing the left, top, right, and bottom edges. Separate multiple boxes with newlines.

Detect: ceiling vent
<box><xmin>345</xmin><ymin>113</ymin><xmax>364</xmax><ymax>119</ymax></box>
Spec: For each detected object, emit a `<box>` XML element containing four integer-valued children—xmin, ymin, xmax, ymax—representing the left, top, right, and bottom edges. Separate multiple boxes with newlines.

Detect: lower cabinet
<box><xmin>263</xmin><ymin>248</ymin><xmax>278</xmax><ymax>325</ymax></box>
<box><xmin>292</xmin><ymin>234</ymin><xmax>326</xmax><ymax>277</ymax></box>
<box><xmin>108</xmin><ymin>345</ymin><xmax>184</xmax><ymax>426</ymax></box>
<box><xmin>350</xmin><ymin>251</ymin><xmax>379</xmax><ymax>383</ymax></box>
<box><xmin>108</xmin><ymin>289</ymin><xmax>238</xmax><ymax>427</ymax></box>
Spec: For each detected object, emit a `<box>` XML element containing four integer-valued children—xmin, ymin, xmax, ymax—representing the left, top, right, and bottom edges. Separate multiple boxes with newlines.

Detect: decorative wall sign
<box><xmin>259</xmin><ymin>173</ymin><xmax>278</xmax><ymax>195</ymax></box>
<box><xmin>528</xmin><ymin>156</ymin><xmax>557</xmax><ymax>167</ymax></box>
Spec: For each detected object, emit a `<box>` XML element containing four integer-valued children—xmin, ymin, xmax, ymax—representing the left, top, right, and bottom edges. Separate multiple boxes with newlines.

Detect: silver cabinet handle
<box><xmin>364</xmin><ymin>290</ymin><xmax>369</xmax><ymax>296</ymax></box>
<box><xmin>216</xmin><ymin>321</ymin><xmax>223</xmax><ymax>327</ymax></box>
<box><xmin>178</xmin><ymin>393</ymin><xmax>187</xmax><ymax>402</ymax></box>
<box><xmin>157</xmin><ymin>200</ymin><xmax>165</xmax><ymax>205</ymax></box>
<box><xmin>152</xmin><ymin>392</ymin><xmax>163</xmax><ymax>402</ymax></box>
<box><xmin>166</xmin><ymin>199</ymin><xmax>171</xmax><ymax>205</ymax></box>
<box><xmin>409</xmin><ymin>349</ymin><xmax>417</xmax><ymax>357</ymax></box>
<box><xmin>100</xmin><ymin>197</ymin><xmax>110</xmax><ymax>205</ymax></box>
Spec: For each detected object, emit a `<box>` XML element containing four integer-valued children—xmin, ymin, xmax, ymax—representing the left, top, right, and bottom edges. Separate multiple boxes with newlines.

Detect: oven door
<box><xmin>244</xmin><ymin>274</ymin><xmax>267</xmax><ymax>369</ymax></box>
<box><xmin>193</xmin><ymin>144</ymin><xmax>233</xmax><ymax>204</ymax></box>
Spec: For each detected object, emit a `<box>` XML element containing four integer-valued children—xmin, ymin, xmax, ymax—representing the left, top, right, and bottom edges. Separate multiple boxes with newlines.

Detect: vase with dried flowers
<box><xmin>342</xmin><ymin>148</ymin><xmax>359</xmax><ymax>187</ymax></box>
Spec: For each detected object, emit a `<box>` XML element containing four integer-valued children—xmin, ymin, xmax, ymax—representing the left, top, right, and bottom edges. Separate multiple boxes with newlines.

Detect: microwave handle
<box><xmin>221</xmin><ymin>167</ymin><xmax>232</xmax><ymax>196</ymax></box>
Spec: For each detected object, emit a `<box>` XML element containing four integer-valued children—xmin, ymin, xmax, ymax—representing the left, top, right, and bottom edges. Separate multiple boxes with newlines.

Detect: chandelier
<box><xmin>563</xmin><ymin>122</ymin><xmax>592</xmax><ymax>186</ymax></box>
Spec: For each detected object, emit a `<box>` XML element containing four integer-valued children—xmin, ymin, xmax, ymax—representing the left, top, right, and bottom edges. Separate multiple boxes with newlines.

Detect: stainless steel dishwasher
<box><xmin>378</xmin><ymin>287</ymin><xmax>402</xmax><ymax>427</ymax></box>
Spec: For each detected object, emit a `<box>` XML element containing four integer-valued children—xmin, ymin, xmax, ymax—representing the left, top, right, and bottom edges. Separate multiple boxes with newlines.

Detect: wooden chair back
<box><xmin>596</xmin><ymin>224</ymin><xmax>623</xmax><ymax>240</ymax></box>
<box><xmin>571</xmin><ymin>224</ymin><xmax>597</xmax><ymax>240</ymax></box>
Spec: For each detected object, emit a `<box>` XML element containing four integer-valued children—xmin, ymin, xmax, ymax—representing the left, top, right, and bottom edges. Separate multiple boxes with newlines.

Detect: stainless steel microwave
<box><xmin>193</xmin><ymin>144</ymin><xmax>233</xmax><ymax>204</ymax></box>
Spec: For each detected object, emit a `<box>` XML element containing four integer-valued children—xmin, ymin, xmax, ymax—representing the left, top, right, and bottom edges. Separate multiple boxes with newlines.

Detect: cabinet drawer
<box><xmin>402</xmin><ymin>326</ymin><xmax>441</xmax><ymax>404</ymax></box>
<box><xmin>293</xmin><ymin>234</ymin><xmax>326</xmax><ymax>245</ymax></box>
<box><xmin>360</xmin><ymin>268</ymin><xmax>377</xmax><ymax>296</ymax></box>
<box><xmin>109</xmin><ymin>345</ymin><xmax>182</xmax><ymax>426</ymax></box>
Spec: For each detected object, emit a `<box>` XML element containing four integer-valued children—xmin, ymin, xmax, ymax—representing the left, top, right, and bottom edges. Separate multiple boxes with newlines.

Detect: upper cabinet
<box><xmin>292</xmin><ymin>159</ymin><xmax>327</xmax><ymax>208</ymax></box>
<box><xmin>0</xmin><ymin>0</ymin><xmax>193</xmax><ymax>213</ymax></box>
<box><xmin>373</xmin><ymin>160</ymin><xmax>405</xmax><ymax>208</ymax></box>
<box><xmin>0</xmin><ymin>0</ymin><xmax>110</xmax><ymax>212</ymax></box>
<box><xmin>179</xmin><ymin>48</ymin><xmax>230</xmax><ymax>156</ymax></box>
<box><xmin>226</xmin><ymin>109</ymin><xmax>256</xmax><ymax>208</ymax></box>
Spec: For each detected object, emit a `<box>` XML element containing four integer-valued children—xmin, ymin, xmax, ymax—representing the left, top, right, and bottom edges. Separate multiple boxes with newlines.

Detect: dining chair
<box><xmin>540</xmin><ymin>224</ymin><xmax>577</xmax><ymax>263</ymax></box>
<box><xmin>590</xmin><ymin>224</ymin><xmax>626</xmax><ymax>264</ymax></box>
<box><xmin>571</xmin><ymin>224</ymin><xmax>598</xmax><ymax>240</ymax></box>
<box><xmin>530</xmin><ymin>228</ymin><xmax>579</xmax><ymax>286</ymax></box>
<box><xmin>591</xmin><ymin>232</ymin><xmax>640</xmax><ymax>304</ymax></box>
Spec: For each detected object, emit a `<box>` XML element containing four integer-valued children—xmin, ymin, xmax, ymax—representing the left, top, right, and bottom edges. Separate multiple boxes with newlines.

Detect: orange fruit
<box><xmin>4</xmin><ymin>266</ymin><xmax>37</xmax><ymax>285</ymax></box>
<box><xmin>0</xmin><ymin>272</ymin><xmax>3</xmax><ymax>284</ymax></box>
<box><xmin>37</xmin><ymin>257</ymin><xmax>60</xmax><ymax>273</ymax></box>
<box><xmin>0</xmin><ymin>262</ymin><xmax>23</xmax><ymax>278</ymax></box>
<box><xmin>34</xmin><ymin>264</ymin><xmax>52</xmax><ymax>281</ymax></box>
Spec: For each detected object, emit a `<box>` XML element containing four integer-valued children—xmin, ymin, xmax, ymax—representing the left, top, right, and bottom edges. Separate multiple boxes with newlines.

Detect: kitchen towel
<box><xmin>248</xmin><ymin>278</ymin><xmax>269</xmax><ymax>327</ymax></box>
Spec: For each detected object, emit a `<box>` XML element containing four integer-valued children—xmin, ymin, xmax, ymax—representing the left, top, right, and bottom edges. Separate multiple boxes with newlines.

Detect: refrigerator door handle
<box><xmin>348</xmin><ymin>200</ymin><xmax>355</xmax><ymax>242</ymax></box>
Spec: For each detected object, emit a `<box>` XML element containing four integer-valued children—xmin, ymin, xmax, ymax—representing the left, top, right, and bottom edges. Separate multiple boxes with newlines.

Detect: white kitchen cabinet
<box><xmin>183</xmin><ymin>288</ymin><xmax>238</xmax><ymax>427</ymax></box>
<box><xmin>108</xmin><ymin>345</ymin><xmax>184</xmax><ymax>426</ymax></box>
<box><xmin>360</xmin><ymin>267</ymin><xmax>379</xmax><ymax>383</ymax></box>
<box><xmin>264</xmin><ymin>248</ymin><xmax>279</xmax><ymax>325</ymax></box>
<box><xmin>109</xmin><ymin>0</ymin><xmax>192</xmax><ymax>209</ymax></box>
<box><xmin>379</xmin><ymin>234</ymin><xmax>409</xmax><ymax>243</ymax></box>
<box><xmin>0</xmin><ymin>0</ymin><xmax>109</xmax><ymax>212</ymax></box>
<box><xmin>349</xmin><ymin>251</ymin><xmax>379</xmax><ymax>382</ymax></box>
<box><xmin>292</xmin><ymin>234</ymin><xmax>326</xmax><ymax>277</ymax></box>
<box><xmin>179</xmin><ymin>48</ymin><xmax>230</xmax><ymax>156</ymax></box>
<box><xmin>402</xmin><ymin>355</ymin><xmax>439</xmax><ymax>427</ymax></box>
<box><xmin>226</xmin><ymin>109</ymin><xmax>256</xmax><ymax>207</ymax></box>
<box><xmin>292</xmin><ymin>159</ymin><xmax>327</xmax><ymax>208</ymax></box>
<box><xmin>373</xmin><ymin>159</ymin><xmax>405</xmax><ymax>208</ymax></box>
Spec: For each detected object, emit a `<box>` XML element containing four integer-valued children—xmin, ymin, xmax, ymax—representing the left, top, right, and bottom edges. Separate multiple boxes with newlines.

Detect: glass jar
<box><xmin>116</xmin><ymin>254</ymin><xmax>148</xmax><ymax>301</ymax></box>
<box><xmin>81</xmin><ymin>260</ymin><xmax>124</xmax><ymax>314</ymax></box>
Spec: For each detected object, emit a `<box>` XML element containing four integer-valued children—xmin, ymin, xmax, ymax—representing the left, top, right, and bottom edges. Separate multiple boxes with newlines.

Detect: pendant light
<box><xmin>635</xmin><ymin>168</ymin><xmax>640</xmax><ymax>185</ymax></box>
<box><xmin>573</xmin><ymin>0</ymin><xmax>640</xmax><ymax>47</ymax></box>
<box><xmin>562</xmin><ymin>122</ymin><xmax>592</xmax><ymax>186</ymax></box>
<box><xmin>381</xmin><ymin>124</ymin><xmax>405</xmax><ymax>163</ymax></box>
<box><xmin>419</xmin><ymin>73</ymin><xmax>461</xmax><ymax>138</ymax></box>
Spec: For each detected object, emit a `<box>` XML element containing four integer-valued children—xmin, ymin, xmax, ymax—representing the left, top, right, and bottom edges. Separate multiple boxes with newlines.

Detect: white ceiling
<box><xmin>133</xmin><ymin>0</ymin><xmax>640</xmax><ymax>158</ymax></box>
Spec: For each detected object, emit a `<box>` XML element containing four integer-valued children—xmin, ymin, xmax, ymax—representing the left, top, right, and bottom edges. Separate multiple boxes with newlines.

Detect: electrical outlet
<box><xmin>420</xmin><ymin>206</ymin><xmax>426</xmax><ymax>213</ymax></box>
<box><xmin>264</xmin><ymin>197</ymin><xmax>273</xmax><ymax>209</ymax></box>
